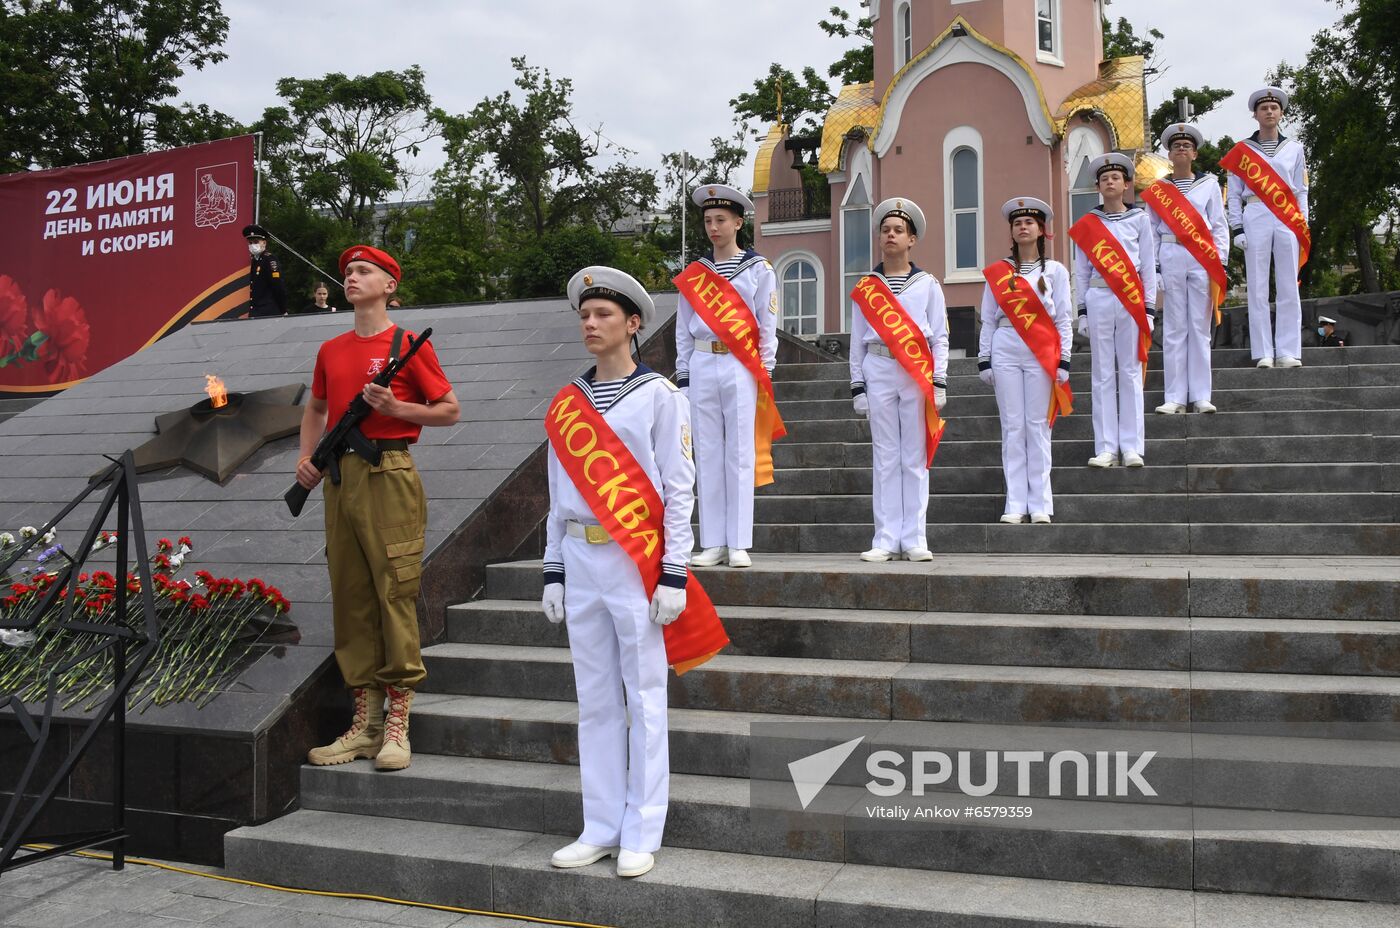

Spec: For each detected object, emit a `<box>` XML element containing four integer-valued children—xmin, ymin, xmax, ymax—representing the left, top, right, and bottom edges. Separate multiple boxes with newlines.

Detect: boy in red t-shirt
<box><xmin>297</xmin><ymin>245</ymin><xmax>458</xmax><ymax>771</ymax></box>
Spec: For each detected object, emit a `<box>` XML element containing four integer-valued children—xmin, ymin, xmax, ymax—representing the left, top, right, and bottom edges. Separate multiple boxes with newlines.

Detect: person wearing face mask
<box><xmin>848</xmin><ymin>197</ymin><xmax>949</xmax><ymax>561</ymax></box>
<box><xmin>242</xmin><ymin>224</ymin><xmax>287</xmax><ymax>318</ymax></box>
<box><xmin>1315</xmin><ymin>315</ymin><xmax>1346</xmax><ymax>348</ymax></box>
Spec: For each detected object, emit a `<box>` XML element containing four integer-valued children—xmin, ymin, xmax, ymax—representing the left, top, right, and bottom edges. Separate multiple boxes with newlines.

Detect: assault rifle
<box><xmin>284</xmin><ymin>326</ymin><xmax>433</xmax><ymax>517</ymax></box>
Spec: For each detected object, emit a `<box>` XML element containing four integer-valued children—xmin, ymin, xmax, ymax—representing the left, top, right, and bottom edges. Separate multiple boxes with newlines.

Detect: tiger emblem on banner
<box><xmin>193</xmin><ymin>161</ymin><xmax>239</xmax><ymax>230</ymax></box>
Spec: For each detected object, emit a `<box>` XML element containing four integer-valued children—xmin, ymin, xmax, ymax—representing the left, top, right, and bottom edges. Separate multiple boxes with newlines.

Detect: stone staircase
<box><xmin>0</xmin><ymin>396</ymin><xmax>43</xmax><ymax>425</ymax></box>
<box><xmin>226</xmin><ymin>344</ymin><xmax>1400</xmax><ymax>927</ymax></box>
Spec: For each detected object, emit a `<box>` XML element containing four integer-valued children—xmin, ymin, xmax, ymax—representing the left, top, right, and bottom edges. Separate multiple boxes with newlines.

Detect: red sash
<box><xmin>544</xmin><ymin>384</ymin><xmax>729</xmax><ymax>675</ymax></box>
<box><xmin>981</xmin><ymin>261</ymin><xmax>1073</xmax><ymax>427</ymax></box>
<box><xmin>850</xmin><ymin>274</ymin><xmax>945</xmax><ymax>466</ymax></box>
<box><xmin>1067</xmin><ymin>213</ymin><xmax>1153</xmax><ymax>368</ymax></box>
<box><xmin>1140</xmin><ymin>179</ymin><xmax>1229</xmax><ymax>325</ymax></box>
<box><xmin>1220</xmin><ymin>141</ymin><xmax>1311</xmax><ymax>268</ymax></box>
<box><xmin>673</xmin><ymin>261</ymin><xmax>785</xmax><ymax>486</ymax></box>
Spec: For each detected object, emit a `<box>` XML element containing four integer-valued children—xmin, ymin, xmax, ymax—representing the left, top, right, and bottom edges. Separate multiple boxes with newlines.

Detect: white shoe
<box><xmin>1087</xmin><ymin>452</ymin><xmax>1117</xmax><ymax>468</ymax></box>
<box><xmin>860</xmin><ymin>547</ymin><xmax>896</xmax><ymax>562</ymax></box>
<box><xmin>616</xmin><ymin>849</ymin><xmax>654</xmax><ymax>878</ymax></box>
<box><xmin>999</xmin><ymin>513</ymin><xmax>1027</xmax><ymax>524</ymax></box>
<box><xmin>904</xmin><ymin>546</ymin><xmax>933</xmax><ymax>561</ymax></box>
<box><xmin>1122</xmin><ymin>451</ymin><xmax>1144</xmax><ymax>468</ymax></box>
<box><xmin>1256</xmin><ymin>357</ymin><xmax>1274</xmax><ymax>369</ymax></box>
<box><xmin>690</xmin><ymin>546</ymin><xmax>728</xmax><ymax>567</ymax></box>
<box><xmin>727</xmin><ymin>549</ymin><xmax>751</xmax><ymax>568</ymax></box>
<box><xmin>1192</xmin><ymin>400</ymin><xmax>1217</xmax><ymax>414</ymax></box>
<box><xmin>1155</xmin><ymin>402</ymin><xmax>1186</xmax><ymax>415</ymax></box>
<box><xmin>551</xmin><ymin>841</ymin><xmax>618</xmax><ymax>869</ymax></box>
<box><xmin>1029</xmin><ymin>513</ymin><xmax>1052</xmax><ymax>524</ymax></box>
<box><xmin>1276</xmin><ymin>356</ymin><xmax>1302</xmax><ymax>368</ymax></box>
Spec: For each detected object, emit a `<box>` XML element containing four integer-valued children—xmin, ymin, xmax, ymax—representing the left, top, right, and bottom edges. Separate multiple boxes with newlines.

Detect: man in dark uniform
<box><xmin>1315</xmin><ymin>315</ymin><xmax>1346</xmax><ymax>347</ymax></box>
<box><xmin>243</xmin><ymin>224</ymin><xmax>287</xmax><ymax>317</ymax></box>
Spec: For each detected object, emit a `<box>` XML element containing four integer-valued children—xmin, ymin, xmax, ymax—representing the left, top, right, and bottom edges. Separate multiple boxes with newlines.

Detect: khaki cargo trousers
<box><xmin>322</xmin><ymin>448</ymin><xmax>427</xmax><ymax>689</ymax></box>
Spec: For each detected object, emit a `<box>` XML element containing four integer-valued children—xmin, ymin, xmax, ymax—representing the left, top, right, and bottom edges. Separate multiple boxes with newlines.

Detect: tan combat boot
<box><xmin>374</xmin><ymin>685</ymin><xmax>415</xmax><ymax>771</ymax></box>
<box><xmin>307</xmin><ymin>687</ymin><xmax>384</xmax><ymax>765</ymax></box>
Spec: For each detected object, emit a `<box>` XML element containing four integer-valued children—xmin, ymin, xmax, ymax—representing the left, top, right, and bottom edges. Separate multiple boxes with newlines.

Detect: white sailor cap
<box><xmin>692</xmin><ymin>183</ymin><xmax>753</xmax><ymax>216</ymax></box>
<box><xmin>567</xmin><ymin>266</ymin><xmax>656</xmax><ymax>329</ymax></box>
<box><xmin>1001</xmin><ymin>196</ymin><xmax>1053</xmax><ymax>225</ymax></box>
<box><xmin>1249</xmin><ymin>86</ymin><xmax>1289</xmax><ymax>111</ymax></box>
<box><xmin>1159</xmin><ymin>122</ymin><xmax>1204</xmax><ymax>151</ymax></box>
<box><xmin>1319</xmin><ymin>315</ymin><xmax>1337</xmax><ymax>326</ymax></box>
<box><xmin>873</xmin><ymin>197</ymin><xmax>926</xmax><ymax>237</ymax></box>
<box><xmin>1089</xmin><ymin>152</ymin><xmax>1135</xmax><ymax>182</ymax></box>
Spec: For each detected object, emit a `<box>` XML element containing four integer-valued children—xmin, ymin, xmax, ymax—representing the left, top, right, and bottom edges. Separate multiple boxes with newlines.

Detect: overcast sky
<box><xmin>176</xmin><ymin>0</ymin><xmax>1343</xmax><ymax>197</ymax></box>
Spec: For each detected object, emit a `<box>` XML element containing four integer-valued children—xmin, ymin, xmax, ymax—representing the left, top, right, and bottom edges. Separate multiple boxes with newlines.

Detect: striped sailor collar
<box><xmin>1245</xmin><ymin>130</ymin><xmax>1291</xmax><ymax>152</ymax></box>
<box><xmin>872</xmin><ymin>261</ymin><xmax>926</xmax><ymax>282</ymax></box>
<box><xmin>701</xmin><ymin>248</ymin><xmax>766</xmax><ymax>276</ymax></box>
<box><xmin>1090</xmin><ymin>203</ymin><xmax>1141</xmax><ymax>217</ymax></box>
<box><xmin>573</xmin><ymin>363</ymin><xmax>664</xmax><ymax>410</ymax></box>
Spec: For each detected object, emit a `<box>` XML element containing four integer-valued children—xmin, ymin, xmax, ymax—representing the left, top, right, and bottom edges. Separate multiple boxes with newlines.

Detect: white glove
<box><xmin>853</xmin><ymin>394</ymin><xmax>869</xmax><ymax>418</ymax></box>
<box><xmin>934</xmin><ymin>387</ymin><xmax>946</xmax><ymax>411</ymax></box>
<box><xmin>649</xmin><ymin>585</ymin><xmax>686</xmax><ymax>625</ymax></box>
<box><xmin>1147</xmin><ymin>312</ymin><xmax>1156</xmax><ymax>333</ymax></box>
<box><xmin>1077</xmin><ymin>315</ymin><xmax>1089</xmax><ymax>338</ymax></box>
<box><xmin>978</xmin><ymin>368</ymin><xmax>994</xmax><ymax>386</ymax></box>
<box><xmin>1056</xmin><ymin>367</ymin><xmax>1069</xmax><ymax>384</ymax></box>
<box><xmin>542</xmin><ymin>583</ymin><xmax>565</xmax><ymax>624</ymax></box>
<box><xmin>1233</xmin><ymin>233</ymin><xmax>1248</xmax><ymax>251</ymax></box>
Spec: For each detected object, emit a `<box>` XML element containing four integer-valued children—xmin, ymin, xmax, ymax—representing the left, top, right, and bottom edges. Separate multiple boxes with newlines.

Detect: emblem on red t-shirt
<box><xmin>367</xmin><ymin>358</ymin><xmax>385</xmax><ymax>375</ymax></box>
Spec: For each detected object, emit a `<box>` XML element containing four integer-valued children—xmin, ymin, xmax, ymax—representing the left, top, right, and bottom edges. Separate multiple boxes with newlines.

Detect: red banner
<box><xmin>1067</xmin><ymin>213</ymin><xmax>1153</xmax><ymax>367</ymax></box>
<box><xmin>0</xmin><ymin>136</ymin><xmax>257</xmax><ymax>394</ymax></box>
<box><xmin>981</xmin><ymin>261</ymin><xmax>1073</xmax><ymax>427</ymax></box>
<box><xmin>1140</xmin><ymin>179</ymin><xmax>1229</xmax><ymax>325</ymax></box>
<box><xmin>1220</xmin><ymin>141</ymin><xmax>1311</xmax><ymax>268</ymax></box>
<box><xmin>545</xmin><ymin>383</ymin><xmax>729</xmax><ymax>675</ymax></box>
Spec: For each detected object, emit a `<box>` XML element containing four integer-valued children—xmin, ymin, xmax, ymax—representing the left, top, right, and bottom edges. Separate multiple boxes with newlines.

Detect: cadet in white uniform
<box><xmin>978</xmin><ymin>197</ymin><xmax>1072</xmax><ymax>523</ymax></box>
<box><xmin>542</xmin><ymin>267</ymin><xmax>693</xmax><ymax>879</ymax></box>
<box><xmin>1075</xmin><ymin>153</ymin><xmax>1157</xmax><ymax>468</ymax></box>
<box><xmin>1228</xmin><ymin>86</ymin><xmax>1310</xmax><ymax>368</ymax></box>
<box><xmin>675</xmin><ymin>184</ymin><xmax>777</xmax><ymax>569</ymax></box>
<box><xmin>1151</xmin><ymin>123</ymin><xmax>1229</xmax><ymax>414</ymax></box>
<box><xmin>849</xmin><ymin>197</ymin><xmax>948</xmax><ymax>561</ymax></box>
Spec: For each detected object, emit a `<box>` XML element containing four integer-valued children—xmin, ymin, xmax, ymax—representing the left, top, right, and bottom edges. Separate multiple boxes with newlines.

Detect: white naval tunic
<box><xmin>1074</xmin><ymin>206</ymin><xmax>1158</xmax><ymax>458</ymax></box>
<box><xmin>675</xmin><ymin>250</ymin><xmax>778</xmax><ymax>551</ymax></box>
<box><xmin>542</xmin><ymin>366</ymin><xmax>694</xmax><ymax>855</ymax></box>
<box><xmin>849</xmin><ymin>266</ymin><xmax>949</xmax><ymax>553</ymax></box>
<box><xmin>1149</xmin><ymin>174</ymin><xmax>1229</xmax><ymax>406</ymax></box>
<box><xmin>978</xmin><ymin>260</ymin><xmax>1073</xmax><ymax>516</ymax></box>
<box><xmin>1226</xmin><ymin>132</ymin><xmax>1310</xmax><ymax>361</ymax></box>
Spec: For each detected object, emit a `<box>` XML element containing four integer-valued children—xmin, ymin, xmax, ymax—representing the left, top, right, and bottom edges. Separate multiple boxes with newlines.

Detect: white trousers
<box><xmin>1160</xmin><ymin>244</ymin><xmax>1214</xmax><ymax>406</ymax></box>
<box><xmin>992</xmin><ymin>328</ymin><xmax>1054</xmax><ymax>516</ymax></box>
<box><xmin>562</xmin><ymin>535</ymin><xmax>669</xmax><ymax>854</ymax></box>
<box><xmin>690</xmin><ymin>350</ymin><xmax>757</xmax><ymax>550</ymax></box>
<box><xmin>1243</xmin><ymin>201</ymin><xmax>1303</xmax><ymax>361</ymax></box>
<box><xmin>864</xmin><ymin>352</ymin><xmax>929</xmax><ymax>552</ymax></box>
<box><xmin>1086</xmin><ymin>289</ymin><xmax>1146</xmax><ymax>457</ymax></box>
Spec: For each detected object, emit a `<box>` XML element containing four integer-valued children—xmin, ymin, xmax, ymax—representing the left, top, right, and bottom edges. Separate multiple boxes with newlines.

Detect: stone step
<box><xmin>485</xmin><ymin>554</ymin><xmax>1400</xmax><ymax>621</ymax></box>
<box><xmin>752</xmin><ymin>521</ymin><xmax>1400</xmax><ymax>556</ymax></box>
<box><xmin>781</xmin><ymin>409</ymin><xmax>1400</xmax><ymax>444</ymax></box>
<box><xmin>778</xmin><ymin>386</ymin><xmax>1400</xmax><ymax>418</ymax></box>
<box><xmin>775</xmin><ymin>363</ymin><xmax>1400</xmax><ymax>399</ymax></box>
<box><xmin>417</xmin><ymin>642</ymin><xmax>1400</xmax><ymax>727</ymax></box>
<box><xmin>448</xmin><ymin>600</ymin><xmax>1400</xmax><ymax>677</ymax></box>
<box><xmin>223</xmin><ymin>808</ymin><xmax>1400</xmax><ymax>924</ymax></box>
<box><xmin>773</xmin><ymin>346</ymin><xmax>1400</xmax><ymax>383</ymax></box>
<box><xmin>405</xmin><ymin>696</ymin><xmax>1400</xmax><ymax>817</ymax></box>
<box><xmin>773</xmin><ymin>433</ymin><xmax>1378</xmax><ymax>469</ymax></box>
<box><xmin>759</xmin><ymin>462</ymin><xmax>1392</xmax><ymax>496</ymax></box>
<box><xmin>750</xmin><ymin>492</ymin><xmax>1396</xmax><ymax>525</ymax></box>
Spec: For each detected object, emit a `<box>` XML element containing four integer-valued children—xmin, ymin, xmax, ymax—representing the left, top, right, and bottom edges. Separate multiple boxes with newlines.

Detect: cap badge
<box><xmin>707</xmin><ymin>187</ymin><xmax>716</xmax><ymax>197</ymax></box>
<box><xmin>895</xmin><ymin>199</ymin><xmax>903</xmax><ymax>209</ymax></box>
<box><xmin>583</xmin><ymin>274</ymin><xmax>593</xmax><ymax>286</ymax></box>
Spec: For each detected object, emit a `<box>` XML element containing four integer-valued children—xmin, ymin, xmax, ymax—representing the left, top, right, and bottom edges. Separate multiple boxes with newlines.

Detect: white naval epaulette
<box><xmin>658</xmin><ymin>378</ymin><xmax>680</xmax><ymax>393</ymax></box>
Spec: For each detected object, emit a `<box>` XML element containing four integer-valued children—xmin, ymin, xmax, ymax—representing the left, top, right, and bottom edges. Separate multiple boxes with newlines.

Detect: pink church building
<box><xmin>751</xmin><ymin>0</ymin><xmax>1165</xmax><ymax>350</ymax></box>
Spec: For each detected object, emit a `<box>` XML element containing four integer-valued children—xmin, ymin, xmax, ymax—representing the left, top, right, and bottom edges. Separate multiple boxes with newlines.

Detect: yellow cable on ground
<box><xmin>22</xmin><ymin>844</ymin><xmax>618</xmax><ymax>928</ymax></box>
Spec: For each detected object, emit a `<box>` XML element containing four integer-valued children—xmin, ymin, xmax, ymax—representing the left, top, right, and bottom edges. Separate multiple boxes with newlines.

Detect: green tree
<box><xmin>0</xmin><ymin>0</ymin><xmax>231</xmax><ymax>172</ymax></box>
<box><xmin>1273</xmin><ymin>0</ymin><xmax>1400</xmax><ymax>295</ymax></box>
<box><xmin>1102</xmin><ymin>15</ymin><xmax>1164</xmax><ymax>69</ymax></box>
<box><xmin>730</xmin><ymin>64</ymin><xmax>835</xmax><ymax>141</ymax></box>
<box><xmin>656</xmin><ymin>131</ymin><xmax>753</xmax><ymax>265</ymax></box>
<box><xmin>819</xmin><ymin>4</ymin><xmax>873</xmax><ymax>85</ymax></box>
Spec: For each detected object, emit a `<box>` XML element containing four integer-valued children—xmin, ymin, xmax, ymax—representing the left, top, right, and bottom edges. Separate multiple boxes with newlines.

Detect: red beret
<box><xmin>339</xmin><ymin>244</ymin><xmax>401</xmax><ymax>281</ymax></box>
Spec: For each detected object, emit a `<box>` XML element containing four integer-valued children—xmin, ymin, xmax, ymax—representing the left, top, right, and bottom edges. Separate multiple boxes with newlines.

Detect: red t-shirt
<box><xmin>312</xmin><ymin>326</ymin><xmax>453</xmax><ymax>442</ymax></box>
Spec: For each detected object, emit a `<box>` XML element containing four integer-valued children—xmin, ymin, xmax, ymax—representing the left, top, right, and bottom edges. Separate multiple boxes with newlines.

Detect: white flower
<box><xmin>19</xmin><ymin>526</ymin><xmax>37</xmax><ymax>539</ymax></box>
<box><xmin>0</xmin><ymin>532</ymin><xmax>14</xmax><ymax>548</ymax></box>
<box><xmin>40</xmin><ymin>530</ymin><xmax>56</xmax><ymax>546</ymax></box>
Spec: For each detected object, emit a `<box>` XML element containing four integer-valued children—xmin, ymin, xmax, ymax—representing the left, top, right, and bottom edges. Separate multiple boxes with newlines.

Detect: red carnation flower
<box><xmin>34</xmin><ymin>289</ymin><xmax>90</xmax><ymax>383</ymax></box>
<box><xmin>178</xmin><ymin>536</ymin><xmax>193</xmax><ymax>549</ymax></box>
<box><xmin>0</xmin><ymin>275</ymin><xmax>29</xmax><ymax>355</ymax></box>
<box><xmin>188</xmin><ymin>594</ymin><xmax>210</xmax><ymax>611</ymax></box>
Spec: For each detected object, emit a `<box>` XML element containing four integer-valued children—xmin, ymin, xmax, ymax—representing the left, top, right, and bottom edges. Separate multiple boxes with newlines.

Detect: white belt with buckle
<box><xmin>566</xmin><ymin>520</ymin><xmax>612</xmax><ymax>544</ymax></box>
<box><xmin>695</xmin><ymin>340</ymin><xmax>729</xmax><ymax>354</ymax></box>
<box><xmin>866</xmin><ymin>342</ymin><xmax>895</xmax><ymax>358</ymax></box>
<box><xmin>1089</xmin><ymin>277</ymin><xmax>1112</xmax><ymax>288</ymax></box>
<box><xmin>1159</xmin><ymin>233</ymin><xmax>1179</xmax><ymax>245</ymax></box>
